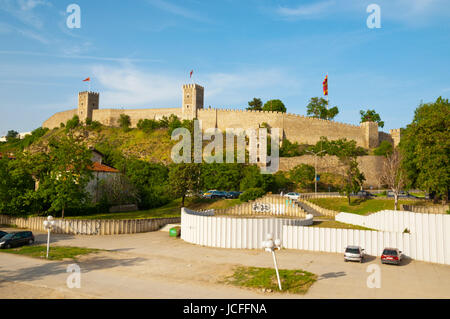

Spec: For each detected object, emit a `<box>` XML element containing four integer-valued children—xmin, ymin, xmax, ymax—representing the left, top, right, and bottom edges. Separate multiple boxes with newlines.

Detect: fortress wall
<box><xmin>92</xmin><ymin>108</ymin><xmax>182</xmax><ymax>127</ymax></box>
<box><xmin>198</xmin><ymin>109</ymin><xmax>284</xmax><ymax>131</ymax></box>
<box><xmin>278</xmin><ymin>155</ymin><xmax>385</xmax><ymax>187</ymax></box>
<box><xmin>43</xmin><ymin>109</ymin><xmax>78</xmax><ymax>129</ymax></box>
<box><xmin>282</xmin><ymin>114</ymin><xmax>366</xmax><ymax>147</ymax></box>
<box><xmin>378</xmin><ymin>131</ymin><xmax>394</xmax><ymax>145</ymax></box>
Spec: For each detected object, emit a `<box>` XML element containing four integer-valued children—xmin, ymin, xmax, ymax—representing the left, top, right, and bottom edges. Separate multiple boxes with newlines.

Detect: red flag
<box><xmin>323</xmin><ymin>75</ymin><xmax>328</xmax><ymax>96</ymax></box>
<box><xmin>190</xmin><ymin>70</ymin><xmax>193</xmax><ymax>78</ymax></box>
<box><xmin>83</xmin><ymin>77</ymin><xmax>90</xmax><ymax>82</ymax></box>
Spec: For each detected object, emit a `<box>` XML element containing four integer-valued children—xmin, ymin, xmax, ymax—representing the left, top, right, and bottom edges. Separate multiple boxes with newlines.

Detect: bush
<box><xmin>239</xmin><ymin>188</ymin><xmax>266</xmax><ymax>202</ymax></box>
<box><xmin>374</xmin><ymin>140</ymin><xmax>393</xmax><ymax>156</ymax></box>
<box><xmin>65</xmin><ymin>115</ymin><xmax>80</xmax><ymax>131</ymax></box>
<box><xmin>118</xmin><ymin>114</ymin><xmax>131</xmax><ymax>130</ymax></box>
<box><xmin>137</xmin><ymin>119</ymin><xmax>160</xmax><ymax>132</ymax></box>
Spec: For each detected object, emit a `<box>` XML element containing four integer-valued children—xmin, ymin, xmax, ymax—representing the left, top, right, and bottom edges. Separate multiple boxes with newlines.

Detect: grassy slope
<box><xmin>66</xmin><ymin>197</ymin><xmax>243</xmax><ymax>220</ymax></box>
<box><xmin>309</xmin><ymin>198</ymin><xmax>420</xmax><ymax>215</ymax></box>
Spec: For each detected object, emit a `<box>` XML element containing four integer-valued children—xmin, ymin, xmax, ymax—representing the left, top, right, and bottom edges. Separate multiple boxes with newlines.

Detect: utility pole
<box><xmin>306</xmin><ymin>149</ymin><xmax>326</xmax><ymax>194</ymax></box>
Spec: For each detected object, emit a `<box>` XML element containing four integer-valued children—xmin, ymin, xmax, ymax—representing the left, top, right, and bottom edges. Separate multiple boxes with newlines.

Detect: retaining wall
<box><xmin>0</xmin><ymin>215</ymin><xmax>180</xmax><ymax>235</ymax></box>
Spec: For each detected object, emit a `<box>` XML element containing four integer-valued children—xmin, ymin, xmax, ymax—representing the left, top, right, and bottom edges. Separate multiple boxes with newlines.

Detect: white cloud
<box><xmin>0</xmin><ymin>0</ymin><xmax>51</xmax><ymax>29</ymax></box>
<box><xmin>92</xmin><ymin>65</ymin><xmax>302</xmax><ymax>108</ymax></box>
<box><xmin>277</xmin><ymin>0</ymin><xmax>336</xmax><ymax>19</ymax></box>
<box><xmin>146</xmin><ymin>0</ymin><xmax>209</xmax><ymax>22</ymax></box>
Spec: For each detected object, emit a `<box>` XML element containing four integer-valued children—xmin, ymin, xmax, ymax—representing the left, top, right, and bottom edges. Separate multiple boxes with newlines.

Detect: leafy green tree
<box><xmin>239</xmin><ymin>165</ymin><xmax>274</xmax><ymax>192</ymax></box>
<box><xmin>118</xmin><ymin>114</ymin><xmax>131</xmax><ymax>131</ymax></box>
<box><xmin>400</xmin><ymin>97</ymin><xmax>450</xmax><ymax>203</ymax></box>
<box><xmin>280</xmin><ymin>139</ymin><xmax>302</xmax><ymax>157</ymax></box>
<box><xmin>65</xmin><ymin>115</ymin><xmax>80</xmax><ymax>131</ymax></box>
<box><xmin>374</xmin><ymin>140</ymin><xmax>393</xmax><ymax>156</ymax></box>
<box><xmin>137</xmin><ymin>119</ymin><xmax>160</xmax><ymax>133</ymax></box>
<box><xmin>263</xmin><ymin>99</ymin><xmax>286</xmax><ymax>113</ymax></box>
<box><xmin>247</xmin><ymin>98</ymin><xmax>263</xmax><ymax>111</ymax></box>
<box><xmin>289</xmin><ymin>164</ymin><xmax>315</xmax><ymax>190</ymax></box>
<box><xmin>200</xmin><ymin>163</ymin><xmax>242</xmax><ymax>191</ymax></box>
<box><xmin>360</xmin><ymin>109</ymin><xmax>384</xmax><ymax>128</ymax></box>
<box><xmin>6</xmin><ymin>130</ymin><xmax>19</xmax><ymax>141</ymax></box>
<box><xmin>239</xmin><ymin>188</ymin><xmax>266</xmax><ymax>202</ymax></box>
<box><xmin>45</xmin><ymin>135</ymin><xmax>93</xmax><ymax>218</ymax></box>
<box><xmin>306</xmin><ymin>97</ymin><xmax>339</xmax><ymax>120</ymax></box>
<box><xmin>168</xmin><ymin>163</ymin><xmax>202</xmax><ymax>207</ymax></box>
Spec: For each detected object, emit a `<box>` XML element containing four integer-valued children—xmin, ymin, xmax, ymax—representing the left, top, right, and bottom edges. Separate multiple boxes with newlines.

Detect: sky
<box><xmin>0</xmin><ymin>0</ymin><xmax>449</xmax><ymax>135</ymax></box>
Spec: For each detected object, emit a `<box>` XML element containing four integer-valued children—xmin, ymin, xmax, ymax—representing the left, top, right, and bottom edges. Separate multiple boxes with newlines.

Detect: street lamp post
<box><xmin>43</xmin><ymin>216</ymin><xmax>55</xmax><ymax>259</ymax></box>
<box><xmin>306</xmin><ymin>150</ymin><xmax>326</xmax><ymax>194</ymax></box>
<box><xmin>262</xmin><ymin>233</ymin><xmax>282</xmax><ymax>291</ymax></box>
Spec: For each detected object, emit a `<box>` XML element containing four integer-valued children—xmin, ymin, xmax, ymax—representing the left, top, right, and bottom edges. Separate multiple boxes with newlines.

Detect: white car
<box><xmin>344</xmin><ymin>245</ymin><xmax>365</xmax><ymax>263</ymax></box>
<box><xmin>284</xmin><ymin>192</ymin><xmax>301</xmax><ymax>200</ymax></box>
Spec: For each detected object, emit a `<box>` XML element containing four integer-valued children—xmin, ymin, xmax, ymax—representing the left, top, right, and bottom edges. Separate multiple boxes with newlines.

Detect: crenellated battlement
<box><xmin>43</xmin><ymin>83</ymin><xmax>397</xmax><ymax>149</ymax></box>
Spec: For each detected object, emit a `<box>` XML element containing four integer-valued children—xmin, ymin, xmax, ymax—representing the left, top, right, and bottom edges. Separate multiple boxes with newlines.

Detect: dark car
<box><xmin>226</xmin><ymin>191</ymin><xmax>242</xmax><ymax>199</ymax></box>
<box><xmin>0</xmin><ymin>231</ymin><xmax>7</xmax><ymax>239</ymax></box>
<box><xmin>381</xmin><ymin>248</ymin><xmax>403</xmax><ymax>265</ymax></box>
<box><xmin>0</xmin><ymin>231</ymin><xmax>34</xmax><ymax>249</ymax></box>
<box><xmin>352</xmin><ymin>190</ymin><xmax>375</xmax><ymax>198</ymax></box>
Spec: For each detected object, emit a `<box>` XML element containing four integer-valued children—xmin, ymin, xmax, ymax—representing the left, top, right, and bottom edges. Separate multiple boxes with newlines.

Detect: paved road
<box><xmin>1</xmin><ymin>229</ymin><xmax>449</xmax><ymax>298</ymax></box>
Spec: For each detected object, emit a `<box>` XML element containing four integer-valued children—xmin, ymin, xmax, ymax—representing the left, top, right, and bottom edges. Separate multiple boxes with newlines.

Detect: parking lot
<box><xmin>1</xmin><ymin>228</ymin><xmax>449</xmax><ymax>298</ymax></box>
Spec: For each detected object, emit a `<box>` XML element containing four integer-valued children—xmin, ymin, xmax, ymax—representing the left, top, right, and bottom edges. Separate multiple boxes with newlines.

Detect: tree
<box><xmin>46</xmin><ymin>135</ymin><xmax>93</xmax><ymax>218</ymax></box>
<box><xmin>314</xmin><ymin>137</ymin><xmax>366</xmax><ymax>203</ymax></box>
<box><xmin>118</xmin><ymin>114</ymin><xmax>131</xmax><ymax>130</ymax></box>
<box><xmin>306</xmin><ymin>97</ymin><xmax>339</xmax><ymax>120</ymax></box>
<box><xmin>168</xmin><ymin>163</ymin><xmax>201</xmax><ymax>207</ymax></box>
<box><xmin>263</xmin><ymin>99</ymin><xmax>286</xmax><ymax>113</ymax></box>
<box><xmin>65</xmin><ymin>115</ymin><xmax>80</xmax><ymax>131</ymax></box>
<box><xmin>289</xmin><ymin>164</ymin><xmax>315</xmax><ymax>190</ymax></box>
<box><xmin>247</xmin><ymin>98</ymin><xmax>263</xmax><ymax>111</ymax></box>
<box><xmin>400</xmin><ymin>97</ymin><xmax>450</xmax><ymax>203</ymax></box>
<box><xmin>379</xmin><ymin>148</ymin><xmax>407</xmax><ymax>210</ymax></box>
<box><xmin>360</xmin><ymin>109</ymin><xmax>384</xmax><ymax>128</ymax></box>
<box><xmin>373</xmin><ymin>140</ymin><xmax>393</xmax><ymax>156</ymax></box>
<box><xmin>279</xmin><ymin>139</ymin><xmax>302</xmax><ymax>157</ymax></box>
<box><xmin>6</xmin><ymin>130</ymin><xmax>19</xmax><ymax>141</ymax></box>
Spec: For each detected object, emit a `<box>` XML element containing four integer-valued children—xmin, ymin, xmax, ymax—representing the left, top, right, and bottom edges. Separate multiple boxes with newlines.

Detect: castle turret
<box><xmin>361</xmin><ymin>121</ymin><xmax>379</xmax><ymax>148</ymax></box>
<box><xmin>182</xmin><ymin>84</ymin><xmax>204</xmax><ymax>120</ymax></box>
<box><xmin>78</xmin><ymin>91</ymin><xmax>99</xmax><ymax>123</ymax></box>
<box><xmin>389</xmin><ymin>128</ymin><xmax>402</xmax><ymax>147</ymax></box>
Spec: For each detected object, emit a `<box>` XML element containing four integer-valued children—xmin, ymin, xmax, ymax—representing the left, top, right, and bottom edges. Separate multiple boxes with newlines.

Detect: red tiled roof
<box><xmin>89</xmin><ymin>162</ymin><xmax>119</xmax><ymax>173</ymax></box>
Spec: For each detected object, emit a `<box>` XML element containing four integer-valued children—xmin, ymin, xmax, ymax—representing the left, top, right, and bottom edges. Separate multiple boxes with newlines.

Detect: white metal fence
<box><xmin>181</xmin><ymin>208</ymin><xmax>313</xmax><ymax>249</ymax></box>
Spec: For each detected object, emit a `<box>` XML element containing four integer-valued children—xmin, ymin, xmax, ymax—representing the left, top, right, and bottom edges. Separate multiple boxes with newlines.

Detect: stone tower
<box><xmin>182</xmin><ymin>84</ymin><xmax>204</xmax><ymax>120</ymax></box>
<box><xmin>389</xmin><ymin>128</ymin><xmax>402</xmax><ymax>147</ymax></box>
<box><xmin>78</xmin><ymin>91</ymin><xmax>99</xmax><ymax>123</ymax></box>
<box><xmin>361</xmin><ymin>121</ymin><xmax>379</xmax><ymax>148</ymax></box>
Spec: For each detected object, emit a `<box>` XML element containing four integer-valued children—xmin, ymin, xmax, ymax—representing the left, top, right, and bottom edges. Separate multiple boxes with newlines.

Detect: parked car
<box><xmin>0</xmin><ymin>230</ymin><xmax>7</xmax><ymax>239</ymax></box>
<box><xmin>225</xmin><ymin>191</ymin><xmax>242</xmax><ymax>199</ymax></box>
<box><xmin>387</xmin><ymin>191</ymin><xmax>418</xmax><ymax>199</ymax></box>
<box><xmin>351</xmin><ymin>190</ymin><xmax>375</xmax><ymax>198</ymax></box>
<box><xmin>284</xmin><ymin>192</ymin><xmax>301</xmax><ymax>200</ymax></box>
<box><xmin>0</xmin><ymin>231</ymin><xmax>35</xmax><ymax>249</ymax></box>
<box><xmin>203</xmin><ymin>190</ymin><xmax>228</xmax><ymax>199</ymax></box>
<box><xmin>344</xmin><ymin>245</ymin><xmax>365</xmax><ymax>263</ymax></box>
<box><xmin>381</xmin><ymin>248</ymin><xmax>403</xmax><ymax>265</ymax></box>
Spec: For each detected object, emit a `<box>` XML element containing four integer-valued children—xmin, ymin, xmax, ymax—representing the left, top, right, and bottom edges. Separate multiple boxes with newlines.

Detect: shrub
<box><xmin>137</xmin><ymin>119</ymin><xmax>160</xmax><ymax>132</ymax></box>
<box><xmin>118</xmin><ymin>114</ymin><xmax>131</xmax><ymax>130</ymax></box>
<box><xmin>374</xmin><ymin>140</ymin><xmax>393</xmax><ymax>156</ymax></box>
<box><xmin>65</xmin><ymin>115</ymin><xmax>80</xmax><ymax>131</ymax></box>
<box><xmin>239</xmin><ymin>188</ymin><xmax>266</xmax><ymax>202</ymax></box>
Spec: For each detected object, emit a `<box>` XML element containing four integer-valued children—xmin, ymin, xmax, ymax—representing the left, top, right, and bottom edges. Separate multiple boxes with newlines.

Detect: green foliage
<box><xmin>137</xmin><ymin>119</ymin><xmax>161</xmax><ymax>132</ymax></box>
<box><xmin>200</xmin><ymin>163</ymin><xmax>243</xmax><ymax>191</ymax></box>
<box><xmin>374</xmin><ymin>140</ymin><xmax>393</xmax><ymax>156</ymax></box>
<box><xmin>65</xmin><ymin>115</ymin><xmax>80</xmax><ymax>131</ymax></box>
<box><xmin>360</xmin><ymin>109</ymin><xmax>384</xmax><ymax>128</ymax></box>
<box><xmin>280</xmin><ymin>139</ymin><xmax>302</xmax><ymax>157</ymax></box>
<box><xmin>85</xmin><ymin>118</ymin><xmax>102</xmax><ymax>130</ymax></box>
<box><xmin>400</xmin><ymin>97</ymin><xmax>450</xmax><ymax>202</ymax></box>
<box><xmin>263</xmin><ymin>99</ymin><xmax>286</xmax><ymax>113</ymax></box>
<box><xmin>306</xmin><ymin>97</ymin><xmax>339</xmax><ymax>120</ymax></box>
<box><xmin>247</xmin><ymin>98</ymin><xmax>263</xmax><ymax>111</ymax></box>
<box><xmin>43</xmin><ymin>134</ymin><xmax>94</xmax><ymax>218</ymax></box>
<box><xmin>311</xmin><ymin>137</ymin><xmax>368</xmax><ymax>157</ymax></box>
<box><xmin>6</xmin><ymin>130</ymin><xmax>19</xmax><ymax>141</ymax></box>
<box><xmin>118</xmin><ymin>114</ymin><xmax>131</xmax><ymax>130</ymax></box>
<box><xmin>168</xmin><ymin>163</ymin><xmax>202</xmax><ymax>206</ymax></box>
<box><xmin>239</xmin><ymin>188</ymin><xmax>266</xmax><ymax>202</ymax></box>
<box><xmin>289</xmin><ymin>164</ymin><xmax>315</xmax><ymax>190</ymax></box>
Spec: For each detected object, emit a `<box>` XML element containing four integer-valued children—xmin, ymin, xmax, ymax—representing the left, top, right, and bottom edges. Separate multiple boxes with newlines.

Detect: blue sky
<box><xmin>1</xmin><ymin>0</ymin><xmax>449</xmax><ymax>135</ymax></box>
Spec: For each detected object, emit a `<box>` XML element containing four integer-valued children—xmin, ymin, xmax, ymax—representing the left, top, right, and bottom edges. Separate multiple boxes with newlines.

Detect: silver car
<box><xmin>344</xmin><ymin>245</ymin><xmax>365</xmax><ymax>263</ymax></box>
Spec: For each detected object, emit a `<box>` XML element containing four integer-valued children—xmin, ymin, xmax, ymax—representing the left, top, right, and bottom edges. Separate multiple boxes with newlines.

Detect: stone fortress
<box><xmin>43</xmin><ymin>83</ymin><xmax>401</xmax><ymax>150</ymax></box>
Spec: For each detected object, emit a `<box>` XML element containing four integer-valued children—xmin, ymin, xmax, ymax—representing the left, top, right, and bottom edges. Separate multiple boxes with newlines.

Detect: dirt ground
<box><xmin>0</xmin><ymin>228</ymin><xmax>449</xmax><ymax>299</ymax></box>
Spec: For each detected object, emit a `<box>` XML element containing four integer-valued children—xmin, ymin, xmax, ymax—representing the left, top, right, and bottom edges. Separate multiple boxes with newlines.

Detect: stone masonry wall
<box><xmin>43</xmin><ymin>109</ymin><xmax>77</xmax><ymax>129</ymax></box>
<box><xmin>279</xmin><ymin>155</ymin><xmax>385</xmax><ymax>188</ymax></box>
